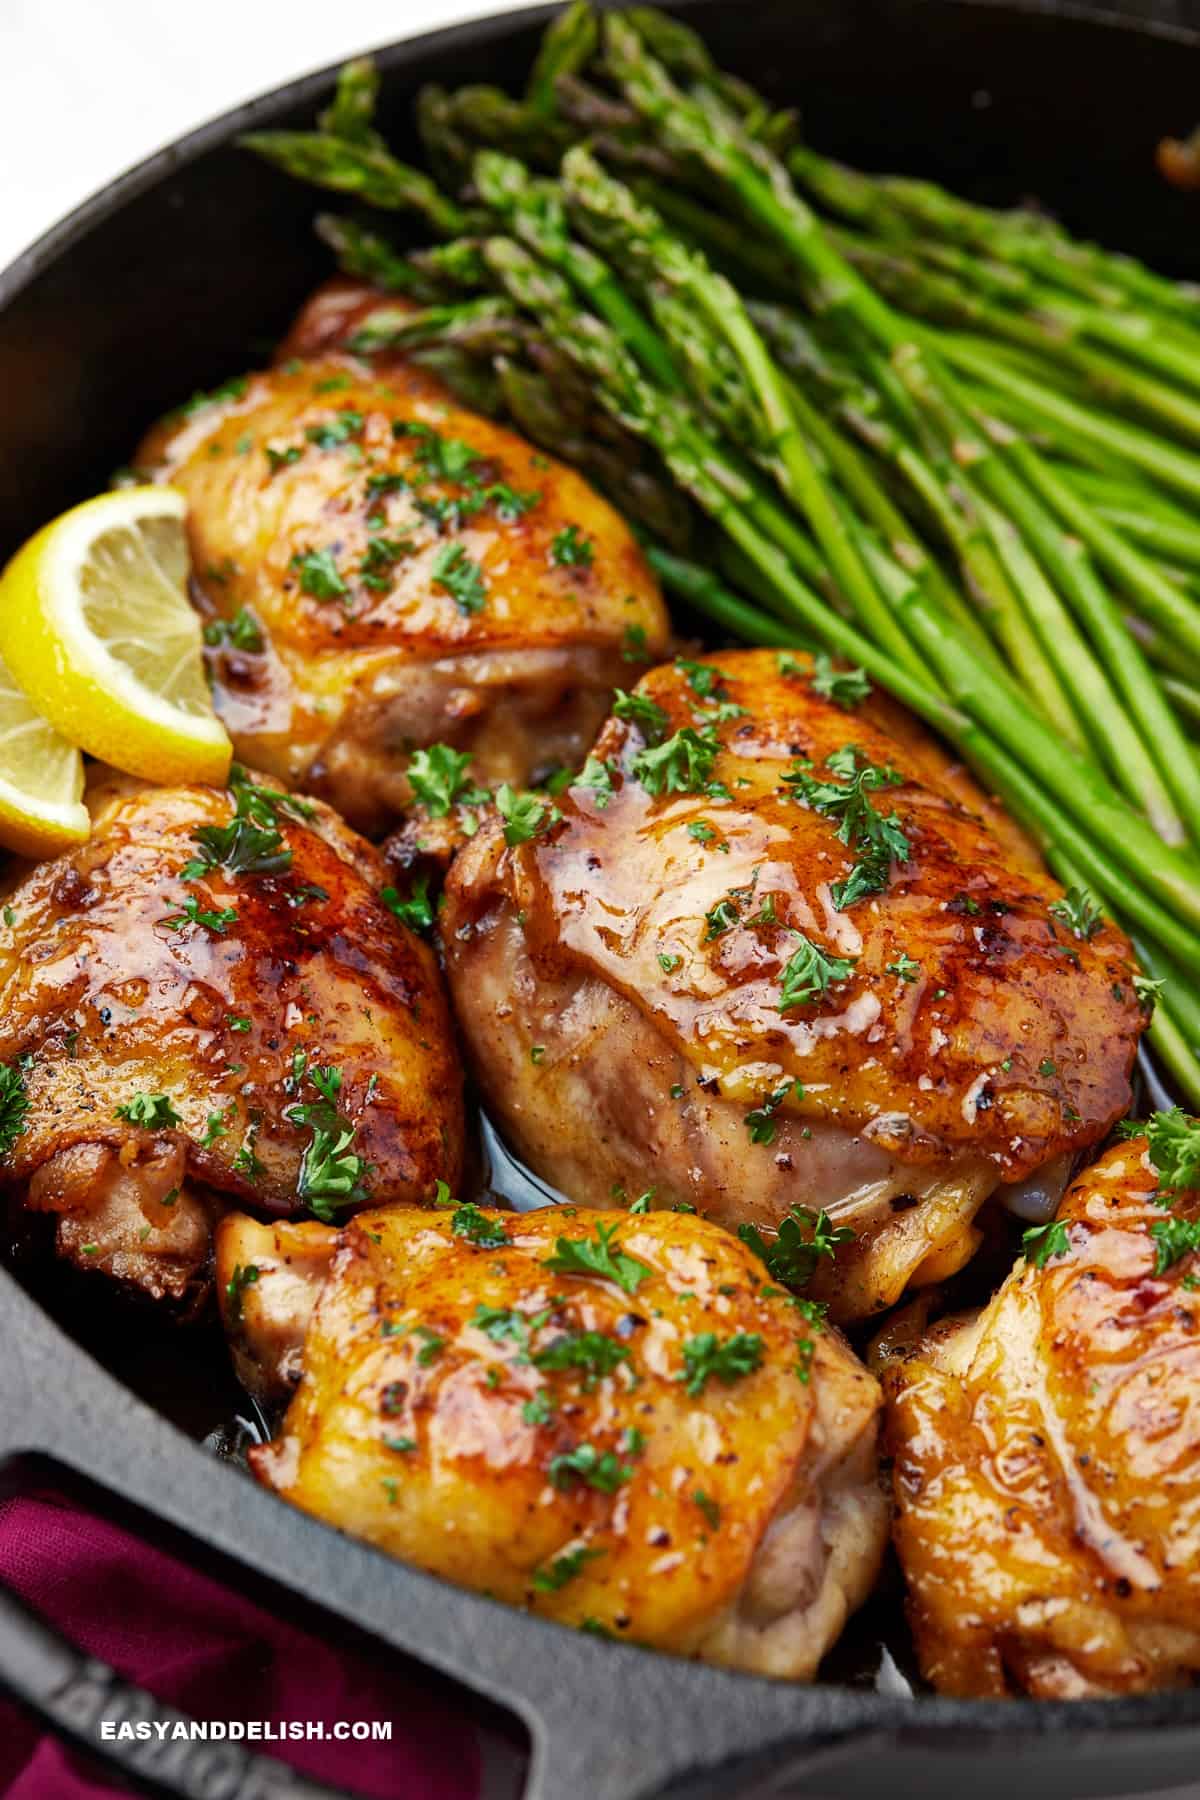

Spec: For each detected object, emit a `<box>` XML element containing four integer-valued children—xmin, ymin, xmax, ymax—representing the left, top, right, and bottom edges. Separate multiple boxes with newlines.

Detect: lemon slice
<box><xmin>0</xmin><ymin>487</ymin><xmax>232</xmax><ymax>787</ymax></box>
<box><xmin>0</xmin><ymin>650</ymin><xmax>88</xmax><ymax>857</ymax></box>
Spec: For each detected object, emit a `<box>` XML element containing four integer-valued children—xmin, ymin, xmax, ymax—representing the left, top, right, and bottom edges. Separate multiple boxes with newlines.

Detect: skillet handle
<box><xmin>0</xmin><ymin>1582</ymin><xmax>353</xmax><ymax>1800</ymax></box>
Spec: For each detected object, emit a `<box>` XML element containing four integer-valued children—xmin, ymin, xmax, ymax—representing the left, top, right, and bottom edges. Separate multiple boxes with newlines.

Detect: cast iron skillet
<box><xmin>3</xmin><ymin>4</ymin><xmax>1200</xmax><ymax>1797</ymax></box>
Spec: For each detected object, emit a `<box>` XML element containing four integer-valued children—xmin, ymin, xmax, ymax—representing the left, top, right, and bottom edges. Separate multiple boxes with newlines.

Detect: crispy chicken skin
<box><xmin>441</xmin><ymin>650</ymin><xmax>1145</xmax><ymax>1320</ymax></box>
<box><xmin>0</xmin><ymin>773</ymin><xmax>462</xmax><ymax>1307</ymax></box>
<box><xmin>885</xmin><ymin>1139</ymin><xmax>1200</xmax><ymax>1698</ymax></box>
<box><xmin>242</xmin><ymin>1204</ymin><xmax>887</xmax><ymax>1676</ymax></box>
<box><xmin>134</xmin><ymin>283</ymin><xmax>669</xmax><ymax>836</ymax></box>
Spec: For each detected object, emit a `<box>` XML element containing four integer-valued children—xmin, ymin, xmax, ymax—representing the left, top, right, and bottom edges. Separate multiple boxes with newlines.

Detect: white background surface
<box><xmin>2</xmin><ymin>9</ymin><xmax>1198</xmax><ymax>1797</ymax></box>
<box><xmin>0</xmin><ymin>0</ymin><xmax>529</xmax><ymax>271</ymax></box>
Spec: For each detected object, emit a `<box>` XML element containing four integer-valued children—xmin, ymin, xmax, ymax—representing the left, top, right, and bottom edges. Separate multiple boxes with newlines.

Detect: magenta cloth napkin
<box><xmin>0</xmin><ymin>1492</ymin><xmax>484</xmax><ymax>1798</ymax></box>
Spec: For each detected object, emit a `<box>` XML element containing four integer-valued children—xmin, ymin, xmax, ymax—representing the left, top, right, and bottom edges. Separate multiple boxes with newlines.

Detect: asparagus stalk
<box><xmin>524</xmin><ymin>0</ymin><xmax>599</xmax><ymax>118</ymax></box>
<box><xmin>484</xmin><ymin>231</ymin><xmax>1200</xmax><ymax>945</ymax></box>
<box><xmin>560</xmin><ymin>146</ymin><xmax>925</xmax><ymax>675</ymax></box>
<box><xmin>832</xmin><ymin>229</ymin><xmax>1200</xmax><ymax>449</ymax></box>
<box><xmin>242</xmin><ymin>111</ymin><xmax>476</xmax><ymax>238</ymax></box>
<box><xmin>643</xmin><ymin>543</ymin><xmax>806</xmax><ymax>645</ymax></box>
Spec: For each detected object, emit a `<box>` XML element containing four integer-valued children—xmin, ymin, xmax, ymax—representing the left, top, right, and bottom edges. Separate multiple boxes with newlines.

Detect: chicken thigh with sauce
<box><xmin>0</xmin><ymin>771</ymin><xmax>462</xmax><ymax>1308</ymax></box>
<box><xmin>134</xmin><ymin>281</ymin><xmax>670</xmax><ymax>836</ymax></box>
<box><xmin>441</xmin><ymin>649</ymin><xmax>1146</xmax><ymax>1321</ymax></box>
<box><xmin>224</xmin><ymin>1202</ymin><xmax>887</xmax><ymax>1677</ymax></box>
<box><xmin>885</xmin><ymin>1134</ymin><xmax>1200</xmax><ymax>1698</ymax></box>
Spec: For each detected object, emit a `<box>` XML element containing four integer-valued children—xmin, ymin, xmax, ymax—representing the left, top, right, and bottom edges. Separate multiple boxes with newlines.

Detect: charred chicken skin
<box><xmin>0</xmin><ymin>771</ymin><xmax>462</xmax><ymax>1308</ymax></box>
<box><xmin>885</xmin><ymin>1136</ymin><xmax>1200</xmax><ymax>1698</ymax></box>
<box><xmin>134</xmin><ymin>282</ymin><xmax>669</xmax><ymax>836</ymax></box>
<box><xmin>441</xmin><ymin>649</ymin><xmax>1146</xmax><ymax>1321</ymax></box>
<box><xmin>231</xmin><ymin>1203</ymin><xmax>886</xmax><ymax>1677</ymax></box>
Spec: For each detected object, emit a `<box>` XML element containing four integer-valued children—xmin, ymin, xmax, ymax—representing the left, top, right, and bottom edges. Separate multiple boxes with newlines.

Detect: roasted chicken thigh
<box><xmin>231</xmin><ymin>1203</ymin><xmax>887</xmax><ymax>1676</ymax></box>
<box><xmin>135</xmin><ymin>283</ymin><xmax>669</xmax><ymax>835</ymax></box>
<box><xmin>0</xmin><ymin>771</ymin><xmax>462</xmax><ymax>1307</ymax></box>
<box><xmin>885</xmin><ymin>1134</ymin><xmax>1200</xmax><ymax>1698</ymax></box>
<box><xmin>441</xmin><ymin>650</ymin><xmax>1146</xmax><ymax>1320</ymax></box>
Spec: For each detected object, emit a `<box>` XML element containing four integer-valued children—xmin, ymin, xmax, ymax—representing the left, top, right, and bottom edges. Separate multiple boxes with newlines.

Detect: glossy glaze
<box><xmin>135</xmin><ymin>282</ymin><xmax>669</xmax><ymax>834</ymax></box>
<box><xmin>441</xmin><ymin>650</ymin><xmax>1145</xmax><ymax>1319</ymax></box>
<box><xmin>0</xmin><ymin>773</ymin><xmax>462</xmax><ymax>1304</ymax></box>
<box><xmin>245</xmin><ymin>1203</ymin><xmax>886</xmax><ymax>1677</ymax></box>
<box><xmin>886</xmin><ymin>1138</ymin><xmax>1200</xmax><ymax>1697</ymax></box>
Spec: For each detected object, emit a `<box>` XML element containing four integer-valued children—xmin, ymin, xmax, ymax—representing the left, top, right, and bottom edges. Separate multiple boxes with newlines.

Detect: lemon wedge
<box><xmin>0</xmin><ymin>650</ymin><xmax>88</xmax><ymax>857</ymax></box>
<box><xmin>0</xmin><ymin>487</ymin><xmax>232</xmax><ymax>787</ymax></box>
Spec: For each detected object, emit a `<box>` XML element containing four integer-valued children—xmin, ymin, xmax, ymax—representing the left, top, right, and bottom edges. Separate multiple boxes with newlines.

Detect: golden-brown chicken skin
<box><xmin>441</xmin><ymin>650</ymin><xmax>1145</xmax><ymax>1320</ymax></box>
<box><xmin>134</xmin><ymin>285</ymin><xmax>669</xmax><ymax>836</ymax></box>
<box><xmin>241</xmin><ymin>1203</ymin><xmax>886</xmax><ymax>1676</ymax></box>
<box><xmin>0</xmin><ymin>772</ymin><xmax>462</xmax><ymax>1308</ymax></box>
<box><xmin>885</xmin><ymin>1136</ymin><xmax>1200</xmax><ymax>1698</ymax></box>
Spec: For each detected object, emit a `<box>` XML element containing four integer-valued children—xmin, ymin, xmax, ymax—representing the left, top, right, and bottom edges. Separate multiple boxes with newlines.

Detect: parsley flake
<box><xmin>543</xmin><ymin>1220</ymin><xmax>651</xmax><ymax>1296</ymax></box>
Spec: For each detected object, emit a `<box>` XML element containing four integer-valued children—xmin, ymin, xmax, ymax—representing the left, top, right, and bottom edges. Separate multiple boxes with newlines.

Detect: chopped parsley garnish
<box><xmin>810</xmin><ymin>653</ymin><xmax>871</xmax><ymax>708</ymax></box>
<box><xmin>431</xmin><ymin>541</ymin><xmax>487</xmax><ymax>614</ymax></box>
<box><xmin>224</xmin><ymin>1261</ymin><xmax>260</xmax><ymax>1322</ymax></box>
<box><xmin>291</xmin><ymin>547</ymin><xmax>348</xmax><ymax>601</ymax></box>
<box><xmin>543</xmin><ymin>1220</ymin><xmax>651</xmax><ymax>1296</ymax></box>
<box><xmin>1133</xmin><ymin>973</ymin><xmax>1164</xmax><ymax>1009</ymax></box>
<box><xmin>679</xmin><ymin>1331</ymin><xmax>764</xmax><ymax>1396</ymax></box>
<box><xmin>234</xmin><ymin>1129</ymin><xmax>265</xmax><ymax>1183</ymax></box>
<box><xmin>887</xmin><ymin>952</ymin><xmax>921</xmax><ymax>983</ymax></box>
<box><xmin>358</xmin><ymin>534</ymin><xmax>414</xmax><ymax>591</ymax></box>
<box><xmin>675</xmin><ymin>658</ymin><xmax>726</xmax><ymax>699</ymax></box>
<box><xmin>1142</xmin><ymin>1107</ymin><xmax>1200</xmax><ymax>1195</ymax></box>
<box><xmin>703</xmin><ymin>873</ymin><xmax>760</xmax><ymax>942</ymax></box>
<box><xmin>395</xmin><ymin>421</ymin><xmax>482</xmax><ymax>483</ymax></box>
<box><xmin>693</xmin><ymin>1489</ymin><xmax>720</xmax><ymax>1531</ymax></box>
<box><xmin>472</xmin><ymin>1303</ymin><xmax>536</xmax><ymax>1347</ymax></box>
<box><xmin>1022</xmin><ymin>1218</ymin><xmax>1070</xmax><ymax>1268</ymax></box>
<box><xmin>115</xmin><ymin>1092</ymin><xmax>182</xmax><ymax>1129</ymax></box>
<box><xmin>184</xmin><ymin>764</ymin><xmax>313</xmax><ymax>881</ymax></box>
<box><xmin>1150</xmin><ymin>1214</ymin><xmax>1200</xmax><ymax>1275</ymax></box>
<box><xmin>548</xmin><ymin>1443</ymin><xmax>633</xmax><ymax>1494</ymax></box>
<box><xmin>305</xmin><ymin>409</ymin><xmax>363</xmax><ymax>449</ymax></box>
<box><xmin>176</xmin><ymin>375</ymin><xmax>248</xmax><ymax>418</ymax></box>
<box><xmin>1049</xmin><ymin>886</ymin><xmax>1103</xmax><ymax>941</ymax></box>
<box><xmin>414</xmin><ymin>1327</ymin><xmax>444</xmax><ymax>1366</ymax></box>
<box><xmin>285</xmin><ymin>1064</ymin><xmax>368</xmax><ymax>1221</ymax></box>
<box><xmin>532</xmin><ymin>1330</ymin><xmax>630</xmax><ymax>1388</ymax></box>
<box><xmin>550</xmin><ymin>524</ymin><xmax>595</xmax><ymax>569</ymax></box>
<box><xmin>451</xmin><ymin>1202</ymin><xmax>510</xmax><ymax>1248</ymax></box>
<box><xmin>265</xmin><ymin>444</ymin><xmax>302</xmax><ymax>474</ymax></box>
<box><xmin>204</xmin><ymin>608</ymin><xmax>264</xmax><ymax>652</ymax></box>
<box><xmin>0</xmin><ymin>1063</ymin><xmax>30</xmax><ymax>1160</ymax></box>
<box><xmin>631</xmin><ymin>724</ymin><xmax>720</xmax><ymax>797</ymax></box>
<box><xmin>745</xmin><ymin>1078</ymin><xmax>800</xmax><ymax>1147</ymax></box>
<box><xmin>658</xmin><ymin>953</ymin><xmax>681</xmax><ymax>973</ymax></box>
<box><xmin>784</xmin><ymin>746</ymin><xmax>909</xmax><ymax>910</ymax></box>
<box><xmin>523</xmin><ymin>1390</ymin><xmax>556</xmax><ymax>1426</ymax></box>
<box><xmin>777</xmin><ymin>933</ymin><xmax>857</xmax><ymax>1011</ymax></box>
<box><xmin>533</xmin><ymin>1546</ymin><xmax>604</xmax><ymax>1592</ymax></box>
<box><xmin>406</xmin><ymin>743</ymin><xmax>487</xmax><ymax>816</ymax></box>
<box><xmin>162</xmin><ymin>895</ymin><xmax>239</xmax><ymax>935</ymax></box>
<box><xmin>496</xmin><ymin>784</ymin><xmax>560</xmax><ymax>847</ymax></box>
<box><xmin>613</xmin><ymin>689</ymin><xmax>669</xmax><ymax>743</ymax></box>
<box><xmin>575</xmin><ymin>757</ymin><xmax>618</xmax><ymax>810</ymax></box>
<box><xmin>486</xmin><ymin>483</ymin><xmax>542</xmax><ymax>521</ymax></box>
<box><xmin>738</xmin><ymin>1206</ymin><xmax>854</xmax><ymax>1287</ymax></box>
<box><xmin>381</xmin><ymin>875</ymin><xmax>436</xmax><ymax>934</ymax></box>
<box><xmin>202</xmin><ymin>1108</ymin><xmax>232</xmax><ymax>1148</ymax></box>
<box><xmin>621</xmin><ymin>623</ymin><xmax>650</xmax><ymax>663</ymax></box>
